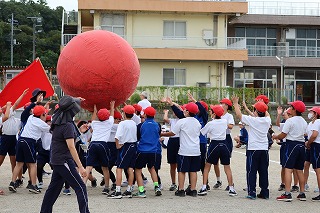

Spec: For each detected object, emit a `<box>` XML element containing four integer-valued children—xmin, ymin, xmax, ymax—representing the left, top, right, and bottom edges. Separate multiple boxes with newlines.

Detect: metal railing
<box><xmin>63</xmin><ymin>34</ymin><xmax>77</xmax><ymax>46</ymax></box>
<box><xmin>248</xmin><ymin>1</ymin><xmax>320</xmax><ymax>16</ymax></box>
<box><xmin>247</xmin><ymin>45</ymin><xmax>320</xmax><ymax>58</ymax></box>
<box><xmin>63</xmin><ymin>11</ymin><xmax>78</xmax><ymax>25</ymax></box>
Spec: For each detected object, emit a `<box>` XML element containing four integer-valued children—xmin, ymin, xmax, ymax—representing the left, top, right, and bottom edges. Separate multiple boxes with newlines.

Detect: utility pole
<box><xmin>10</xmin><ymin>13</ymin><xmax>13</xmax><ymax>66</ymax></box>
<box><xmin>27</xmin><ymin>17</ymin><xmax>42</xmax><ymax>61</ymax></box>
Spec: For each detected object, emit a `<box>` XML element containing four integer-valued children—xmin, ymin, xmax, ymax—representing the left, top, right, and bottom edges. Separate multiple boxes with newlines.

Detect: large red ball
<box><xmin>57</xmin><ymin>30</ymin><xmax>140</xmax><ymax>111</ymax></box>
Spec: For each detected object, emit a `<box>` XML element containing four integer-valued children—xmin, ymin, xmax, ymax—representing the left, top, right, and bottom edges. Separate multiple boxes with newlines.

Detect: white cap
<box><xmin>239</xmin><ymin>121</ymin><xmax>244</xmax><ymax>125</ymax></box>
<box><xmin>141</xmin><ymin>91</ymin><xmax>148</xmax><ymax>98</ymax></box>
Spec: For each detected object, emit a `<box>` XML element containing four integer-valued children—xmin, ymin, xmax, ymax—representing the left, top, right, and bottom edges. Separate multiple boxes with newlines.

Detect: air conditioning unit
<box><xmin>277</xmin><ymin>42</ymin><xmax>289</xmax><ymax>57</ymax></box>
<box><xmin>286</xmin><ymin>28</ymin><xmax>296</xmax><ymax>39</ymax></box>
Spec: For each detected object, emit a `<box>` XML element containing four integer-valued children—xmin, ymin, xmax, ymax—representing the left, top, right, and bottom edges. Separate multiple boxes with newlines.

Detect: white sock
<box><xmin>116</xmin><ymin>186</ymin><xmax>121</xmax><ymax>192</ymax></box>
<box><xmin>229</xmin><ymin>185</ymin><xmax>234</xmax><ymax>191</ymax></box>
<box><xmin>201</xmin><ymin>185</ymin><xmax>207</xmax><ymax>190</ymax></box>
<box><xmin>217</xmin><ymin>177</ymin><xmax>221</xmax><ymax>182</ymax></box>
<box><xmin>127</xmin><ymin>185</ymin><xmax>132</xmax><ymax>192</ymax></box>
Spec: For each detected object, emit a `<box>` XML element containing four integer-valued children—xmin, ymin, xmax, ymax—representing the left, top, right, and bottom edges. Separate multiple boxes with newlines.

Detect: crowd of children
<box><xmin>1</xmin><ymin>89</ymin><xmax>320</xmax><ymax>212</ymax></box>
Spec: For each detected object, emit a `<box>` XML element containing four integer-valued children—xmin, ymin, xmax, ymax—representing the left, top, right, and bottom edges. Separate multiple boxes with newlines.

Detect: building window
<box><xmin>100</xmin><ymin>14</ymin><xmax>125</xmax><ymax>37</ymax></box>
<box><xmin>163</xmin><ymin>21</ymin><xmax>186</xmax><ymax>39</ymax></box>
<box><xmin>163</xmin><ymin>68</ymin><xmax>186</xmax><ymax>86</ymax></box>
<box><xmin>233</xmin><ymin>69</ymin><xmax>277</xmax><ymax>89</ymax></box>
<box><xmin>6</xmin><ymin>73</ymin><xmax>13</xmax><ymax>84</ymax></box>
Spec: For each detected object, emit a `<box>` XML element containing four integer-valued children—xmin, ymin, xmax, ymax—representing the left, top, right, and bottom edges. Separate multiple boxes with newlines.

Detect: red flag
<box><xmin>0</xmin><ymin>58</ymin><xmax>54</xmax><ymax>109</ymax></box>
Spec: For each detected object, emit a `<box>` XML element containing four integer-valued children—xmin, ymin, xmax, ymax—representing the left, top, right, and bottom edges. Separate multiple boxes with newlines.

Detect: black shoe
<box><xmin>15</xmin><ymin>179</ymin><xmax>23</xmax><ymax>188</ymax></box>
<box><xmin>213</xmin><ymin>181</ymin><xmax>222</xmax><ymax>189</ymax></box>
<box><xmin>290</xmin><ymin>185</ymin><xmax>299</xmax><ymax>193</ymax></box>
<box><xmin>185</xmin><ymin>185</ymin><xmax>191</xmax><ymax>194</ymax></box>
<box><xmin>198</xmin><ymin>188</ymin><xmax>207</xmax><ymax>196</ymax></box>
<box><xmin>186</xmin><ymin>189</ymin><xmax>197</xmax><ymax>197</ymax></box>
<box><xmin>297</xmin><ymin>193</ymin><xmax>306</xmax><ymax>201</ymax></box>
<box><xmin>277</xmin><ymin>193</ymin><xmax>293</xmax><ymax>202</ymax></box>
<box><xmin>225</xmin><ymin>186</ymin><xmax>229</xmax><ymax>191</ymax></box>
<box><xmin>312</xmin><ymin>195</ymin><xmax>320</xmax><ymax>201</ymax></box>
<box><xmin>257</xmin><ymin>193</ymin><xmax>269</xmax><ymax>199</ymax></box>
<box><xmin>91</xmin><ymin>178</ymin><xmax>97</xmax><ymax>188</ymax></box>
<box><xmin>278</xmin><ymin>183</ymin><xmax>285</xmax><ymax>191</ymax></box>
<box><xmin>111</xmin><ymin>183</ymin><xmax>116</xmax><ymax>191</ymax></box>
<box><xmin>175</xmin><ymin>189</ymin><xmax>185</xmax><ymax>197</ymax></box>
<box><xmin>206</xmin><ymin>184</ymin><xmax>211</xmax><ymax>191</ymax></box>
<box><xmin>26</xmin><ymin>180</ymin><xmax>32</xmax><ymax>189</ymax></box>
<box><xmin>102</xmin><ymin>188</ymin><xmax>110</xmax><ymax>195</ymax></box>
<box><xmin>100</xmin><ymin>178</ymin><xmax>105</xmax><ymax>187</ymax></box>
<box><xmin>107</xmin><ymin>191</ymin><xmax>122</xmax><ymax>199</ymax></box>
<box><xmin>9</xmin><ymin>181</ymin><xmax>17</xmax><ymax>192</ymax></box>
<box><xmin>155</xmin><ymin>186</ymin><xmax>162</xmax><ymax>196</ymax></box>
<box><xmin>29</xmin><ymin>185</ymin><xmax>41</xmax><ymax>194</ymax></box>
<box><xmin>122</xmin><ymin>190</ymin><xmax>133</xmax><ymax>198</ymax></box>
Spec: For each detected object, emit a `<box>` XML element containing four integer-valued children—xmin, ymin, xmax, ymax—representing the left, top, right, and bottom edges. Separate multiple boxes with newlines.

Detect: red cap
<box><xmin>252</xmin><ymin>102</ymin><xmax>268</xmax><ymax>113</ymax></box>
<box><xmin>220</xmin><ymin>98</ymin><xmax>232</xmax><ymax>107</ymax></box>
<box><xmin>255</xmin><ymin>95</ymin><xmax>270</xmax><ymax>104</ymax></box>
<box><xmin>97</xmin><ymin>108</ymin><xmax>110</xmax><ymax>121</ymax></box>
<box><xmin>33</xmin><ymin>105</ymin><xmax>47</xmax><ymax>116</ymax></box>
<box><xmin>24</xmin><ymin>102</ymin><xmax>31</xmax><ymax>109</ymax></box>
<box><xmin>200</xmin><ymin>101</ymin><xmax>208</xmax><ymax>111</ymax></box>
<box><xmin>210</xmin><ymin>104</ymin><xmax>224</xmax><ymax>117</ymax></box>
<box><xmin>308</xmin><ymin>107</ymin><xmax>320</xmax><ymax>115</ymax></box>
<box><xmin>123</xmin><ymin>105</ymin><xmax>135</xmax><ymax>114</ymax></box>
<box><xmin>290</xmin><ymin>100</ymin><xmax>306</xmax><ymax>113</ymax></box>
<box><xmin>46</xmin><ymin>115</ymin><xmax>52</xmax><ymax>122</ymax></box>
<box><xmin>133</xmin><ymin>104</ymin><xmax>142</xmax><ymax>112</ymax></box>
<box><xmin>185</xmin><ymin>102</ymin><xmax>199</xmax><ymax>114</ymax></box>
<box><xmin>180</xmin><ymin>105</ymin><xmax>186</xmax><ymax>111</ymax></box>
<box><xmin>114</xmin><ymin>111</ymin><xmax>122</xmax><ymax>119</ymax></box>
<box><xmin>144</xmin><ymin>106</ymin><xmax>156</xmax><ymax>117</ymax></box>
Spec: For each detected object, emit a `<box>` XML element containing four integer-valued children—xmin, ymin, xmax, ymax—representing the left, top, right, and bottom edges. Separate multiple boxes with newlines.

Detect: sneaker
<box><xmin>169</xmin><ymin>184</ymin><xmax>177</xmax><ymax>191</ymax></box>
<box><xmin>229</xmin><ymin>190</ymin><xmax>238</xmax><ymax>196</ymax></box>
<box><xmin>26</xmin><ymin>181</ymin><xmax>32</xmax><ymax>189</ymax></box>
<box><xmin>315</xmin><ymin>188</ymin><xmax>319</xmax><ymax>193</ymax></box>
<box><xmin>133</xmin><ymin>191</ymin><xmax>146</xmax><ymax>198</ymax></box>
<box><xmin>155</xmin><ymin>186</ymin><xmax>162</xmax><ymax>196</ymax></box>
<box><xmin>278</xmin><ymin>183</ymin><xmax>285</xmax><ymax>191</ymax></box>
<box><xmin>143</xmin><ymin>178</ymin><xmax>148</xmax><ymax>186</ymax></box>
<box><xmin>312</xmin><ymin>195</ymin><xmax>320</xmax><ymax>201</ymax></box>
<box><xmin>121</xmin><ymin>180</ymin><xmax>128</xmax><ymax>187</ymax></box>
<box><xmin>100</xmin><ymin>178</ymin><xmax>105</xmax><ymax>187</ymax></box>
<box><xmin>91</xmin><ymin>178</ymin><xmax>97</xmax><ymax>188</ymax></box>
<box><xmin>257</xmin><ymin>193</ymin><xmax>269</xmax><ymax>199</ymax></box>
<box><xmin>122</xmin><ymin>190</ymin><xmax>132</xmax><ymax>198</ymax></box>
<box><xmin>107</xmin><ymin>191</ymin><xmax>122</xmax><ymax>199</ymax></box>
<box><xmin>245</xmin><ymin>195</ymin><xmax>256</xmax><ymax>200</ymax></box>
<box><xmin>198</xmin><ymin>188</ymin><xmax>208</xmax><ymax>196</ymax></box>
<box><xmin>240</xmin><ymin>145</ymin><xmax>246</xmax><ymax>149</ymax></box>
<box><xmin>42</xmin><ymin>172</ymin><xmax>51</xmax><ymax>179</ymax></box>
<box><xmin>29</xmin><ymin>185</ymin><xmax>41</xmax><ymax>194</ymax></box>
<box><xmin>185</xmin><ymin>185</ymin><xmax>191</xmax><ymax>194</ymax></box>
<box><xmin>290</xmin><ymin>185</ymin><xmax>299</xmax><ymax>193</ymax></box>
<box><xmin>277</xmin><ymin>193</ymin><xmax>292</xmax><ymax>202</ymax></box>
<box><xmin>175</xmin><ymin>189</ymin><xmax>185</xmax><ymax>197</ymax></box>
<box><xmin>37</xmin><ymin>182</ymin><xmax>43</xmax><ymax>189</ymax></box>
<box><xmin>225</xmin><ymin>186</ymin><xmax>229</xmax><ymax>191</ymax></box>
<box><xmin>186</xmin><ymin>189</ymin><xmax>197</xmax><ymax>197</ymax></box>
<box><xmin>297</xmin><ymin>193</ymin><xmax>306</xmax><ymax>201</ymax></box>
<box><xmin>305</xmin><ymin>184</ymin><xmax>310</xmax><ymax>192</ymax></box>
<box><xmin>111</xmin><ymin>183</ymin><xmax>116</xmax><ymax>191</ymax></box>
<box><xmin>213</xmin><ymin>181</ymin><xmax>222</xmax><ymax>189</ymax></box>
<box><xmin>102</xmin><ymin>188</ymin><xmax>110</xmax><ymax>195</ymax></box>
<box><xmin>158</xmin><ymin>184</ymin><xmax>163</xmax><ymax>190</ymax></box>
<box><xmin>63</xmin><ymin>188</ymin><xmax>71</xmax><ymax>195</ymax></box>
<box><xmin>15</xmin><ymin>179</ymin><xmax>23</xmax><ymax>188</ymax></box>
<box><xmin>206</xmin><ymin>184</ymin><xmax>211</xmax><ymax>191</ymax></box>
<box><xmin>9</xmin><ymin>181</ymin><xmax>17</xmax><ymax>192</ymax></box>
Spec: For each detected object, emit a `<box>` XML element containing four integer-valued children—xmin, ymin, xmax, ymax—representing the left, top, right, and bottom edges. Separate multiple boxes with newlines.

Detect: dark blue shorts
<box><xmin>135</xmin><ymin>152</ymin><xmax>157</xmax><ymax>169</ymax></box>
<box><xmin>37</xmin><ymin>149</ymin><xmax>50</xmax><ymax>164</ymax></box>
<box><xmin>305</xmin><ymin>148</ymin><xmax>311</xmax><ymax>162</ymax></box>
<box><xmin>177</xmin><ymin>155</ymin><xmax>201</xmax><ymax>173</ymax></box>
<box><xmin>117</xmin><ymin>143</ymin><xmax>137</xmax><ymax>169</ymax></box>
<box><xmin>279</xmin><ymin>142</ymin><xmax>286</xmax><ymax>166</ymax></box>
<box><xmin>226</xmin><ymin>134</ymin><xmax>233</xmax><ymax>155</ymax></box>
<box><xmin>167</xmin><ymin>137</ymin><xmax>179</xmax><ymax>164</ymax></box>
<box><xmin>282</xmin><ymin>140</ymin><xmax>305</xmax><ymax>170</ymax></box>
<box><xmin>107</xmin><ymin>142</ymin><xmax>118</xmax><ymax>167</ymax></box>
<box><xmin>0</xmin><ymin>135</ymin><xmax>17</xmax><ymax>156</ymax></box>
<box><xmin>86</xmin><ymin>141</ymin><xmax>110</xmax><ymax>167</ymax></box>
<box><xmin>155</xmin><ymin>153</ymin><xmax>161</xmax><ymax>170</ymax></box>
<box><xmin>207</xmin><ymin>140</ymin><xmax>230</xmax><ymax>165</ymax></box>
<box><xmin>16</xmin><ymin>137</ymin><xmax>37</xmax><ymax>163</ymax></box>
<box><xmin>310</xmin><ymin>143</ymin><xmax>320</xmax><ymax>169</ymax></box>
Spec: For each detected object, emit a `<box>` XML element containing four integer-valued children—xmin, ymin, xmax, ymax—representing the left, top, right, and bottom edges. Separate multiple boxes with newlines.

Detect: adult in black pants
<box><xmin>40</xmin><ymin>96</ymin><xmax>89</xmax><ymax>213</ymax></box>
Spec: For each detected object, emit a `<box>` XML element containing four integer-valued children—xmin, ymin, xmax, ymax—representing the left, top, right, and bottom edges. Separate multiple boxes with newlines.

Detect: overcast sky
<box><xmin>37</xmin><ymin>0</ymin><xmax>320</xmax><ymax>12</ymax></box>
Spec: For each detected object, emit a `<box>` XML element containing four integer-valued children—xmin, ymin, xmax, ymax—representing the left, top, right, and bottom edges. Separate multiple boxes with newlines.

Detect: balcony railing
<box><xmin>247</xmin><ymin>45</ymin><xmax>320</xmax><ymax>58</ymax></box>
<box><xmin>63</xmin><ymin>34</ymin><xmax>77</xmax><ymax>46</ymax></box>
<box><xmin>63</xmin><ymin>11</ymin><xmax>78</xmax><ymax>25</ymax></box>
<box><xmin>248</xmin><ymin>1</ymin><xmax>320</xmax><ymax>16</ymax></box>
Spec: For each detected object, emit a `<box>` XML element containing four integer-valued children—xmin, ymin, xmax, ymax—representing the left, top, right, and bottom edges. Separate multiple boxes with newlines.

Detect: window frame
<box><xmin>163</xmin><ymin>68</ymin><xmax>186</xmax><ymax>86</ymax></box>
<box><xmin>163</xmin><ymin>20</ymin><xmax>187</xmax><ymax>40</ymax></box>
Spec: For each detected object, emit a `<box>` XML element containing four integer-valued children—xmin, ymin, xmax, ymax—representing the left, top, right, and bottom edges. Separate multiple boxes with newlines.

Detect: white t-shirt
<box><xmin>138</xmin><ymin>99</ymin><xmax>151</xmax><ymax>115</ymax></box>
<box><xmin>80</xmin><ymin>130</ymin><xmax>92</xmax><ymax>144</ymax></box>
<box><xmin>2</xmin><ymin>108</ymin><xmax>21</xmax><ymax>135</ymax></box>
<box><xmin>21</xmin><ymin>116</ymin><xmax>50</xmax><ymax>140</ymax></box>
<box><xmin>242</xmin><ymin>115</ymin><xmax>271</xmax><ymax>150</ymax></box>
<box><xmin>172</xmin><ymin>117</ymin><xmax>201</xmax><ymax>156</ymax></box>
<box><xmin>91</xmin><ymin>116</ymin><xmax>114</xmax><ymax>142</ymax></box>
<box><xmin>168</xmin><ymin>118</ymin><xmax>179</xmax><ymax>138</ymax></box>
<box><xmin>307</xmin><ymin>119</ymin><xmax>320</xmax><ymax>144</ymax></box>
<box><xmin>221</xmin><ymin>112</ymin><xmax>235</xmax><ymax>135</ymax></box>
<box><xmin>115</xmin><ymin>119</ymin><xmax>137</xmax><ymax>145</ymax></box>
<box><xmin>282</xmin><ymin>116</ymin><xmax>307</xmax><ymax>142</ymax></box>
<box><xmin>201</xmin><ymin>119</ymin><xmax>227</xmax><ymax>141</ymax></box>
<box><xmin>108</xmin><ymin>123</ymin><xmax>119</xmax><ymax>143</ymax></box>
<box><xmin>41</xmin><ymin>132</ymin><xmax>52</xmax><ymax>151</ymax></box>
<box><xmin>132</xmin><ymin>114</ymin><xmax>141</xmax><ymax>125</ymax></box>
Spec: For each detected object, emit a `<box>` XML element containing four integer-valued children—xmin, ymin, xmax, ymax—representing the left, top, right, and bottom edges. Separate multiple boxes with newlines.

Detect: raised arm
<box><xmin>110</xmin><ymin>101</ymin><xmax>115</xmax><ymax>117</ymax></box>
<box><xmin>163</xmin><ymin>109</ymin><xmax>170</xmax><ymax>124</ymax></box>
<box><xmin>91</xmin><ymin>105</ymin><xmax>98</xmax><ymax>121</ymax></box>
<box><xmin>2</xmin><ymin>102</ymin><xmax>12</xmax><ymax>123</ymax></box>
<box><xmin>232</xmin><ymin>96</ymin><xmax>242</xmax><ymax>121</ymax></box>
<box><xmin>12</xmin><ymin>88</ymin><xmax>29</xmax><ymax>111</ymax></box>
<box><xmin>276</xmin><ymin>106</ymin><xmax>283</xmax><ymax>127</ymax></box>
<box><xmin>242</xmin><ymin>100</ymin><xmax>254</xmax><ymax>116</ymax></box>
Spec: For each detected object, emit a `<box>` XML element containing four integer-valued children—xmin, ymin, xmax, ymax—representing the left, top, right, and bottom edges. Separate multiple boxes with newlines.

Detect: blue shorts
<box><xmin>135</xmin><ymin>152</ymin><xmax>157</xmax><ymax>169</ymax></box>
<box><xmin>16</xmin><ymin>137</ymin><xmax>37</xmax><ymax>163</ymax></box>
<box><xmin>117</xmin><ymin>143</ymin><xmax>137</xmax><ymax>169</ymax></box>
<box><xmin>310</xmin><ymin>143</ymin><xmax>320</xmax><ymax>169</ymax></box>
<box><xmin>167</xmin><ymin>137</ymin><xmax>179</xmax><ymax>164</ymax></box>
<box><xmin>37</xmin><ymin>149</ymin><xmax>50</xmax><ymax>165</ymax></box>
<box><xmin>282</xmin><ymin>140</ymin><xmax>305</xmax><ymax>170</ymax></box>
<box><xmin>177</xmin><ymin>155</ymin><xmax>201</xmax><ymax>173</ymax></box>
<box><xmin>107</xmin><ymin>142</ymin><xmax>118</xmax><ymax>167</ymax></box>
<box><xmin>279</xmin><ymin>142</ymin><xmax>286</xmax><ymax>166</ymax></box>
<box><xmin>155</xmin><ymin>153</ymin><xmax>161</xmax><ymax>170</ymax></box>
<box><xmin>86</xmin><ymin>141</ymin><xmax>110</xmax><ymax>167</ymax></box>
<box><xmin>0</xmin><ymin>135</ymin><xmax>17</xmax><ymax>156</ymax></box>
<box><xmin>207</xmin><ymin>140</ymin><xmax>230</xmax><ymax>165</ymax></box>
<box><xmin>305</xmin><ymin>148</ymin><xmax>311</xmax><ymax>162</ymax></box>
<box><xmin>226</xmin><ymin>134</ymin><xmax>233</xmax><ymax>155</ymax></box>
